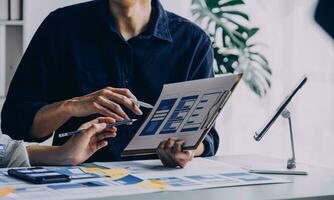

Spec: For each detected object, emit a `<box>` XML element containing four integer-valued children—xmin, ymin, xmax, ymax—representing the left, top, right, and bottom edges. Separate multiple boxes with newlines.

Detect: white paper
<box><xmin>1</xmin><ymin>158</ymin><xmax>290</xmax><ymax>199</ymax></box>
<box><xmin>96</xmin><ymin>158</ymin><xmax>291</xmax><ymax>192</ymax></box>
<box><xmin>0</xmin><ymin>170</ymin><xmax>156</xmax><ymax>200</ymax></box>
<box><xmin>124</xmin><ymin>74</ymin><xmax>241</xmax><ymax>153</ymax></box>
<box><xmin>97</xmin><ymin>158</ymin><xmax>242</xmax><ymax>176</ymax></box>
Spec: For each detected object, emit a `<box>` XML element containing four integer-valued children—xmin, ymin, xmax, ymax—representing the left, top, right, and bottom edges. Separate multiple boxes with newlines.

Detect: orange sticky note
<box><xmin>0</xmin><ymin>187</ymin><xmax>15</xmax><ymax>197</ymax></box>
<box><xmin>102</xmin><ymin>168</ymin><xmax>129</xmax><ymax>179</ymax></box>
<box><xmin>82</xmin><ymin>167</ymin><xmax>105</xmax><ymax>174</ymax></box>
<box><xmin>138</xmin><ymin>180</ymin><xmax>168</xmax><ymax>190</ymax></box>
<box><xmin>82</xmin><ymin>167</ymin><xmax>129</xmax><ymax>179</ymax></box>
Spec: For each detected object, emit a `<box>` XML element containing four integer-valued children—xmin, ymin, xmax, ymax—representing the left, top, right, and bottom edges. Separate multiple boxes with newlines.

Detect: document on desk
<box><xmin>0</xmin><ymin>168</ymin><xmax>155</xmax><ymax>200</ymax></box>
<box><xmin>0</xmin><ymin>158</ymin><xmax>290</xmax><ymax>199</ymax></box>
<box><xmin>96</xmin><ymin>158</ymin><xmax>291</xmax><ymax>192</ymax></box>
<box><xmin>123</xmin><ymin>74</ymin><xmax>242</xmax><ymax>156</ymax></box>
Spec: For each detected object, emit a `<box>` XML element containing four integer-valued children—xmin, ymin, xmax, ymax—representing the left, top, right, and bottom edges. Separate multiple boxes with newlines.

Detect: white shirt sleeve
<box><xmin>0</xmin><ymin>134</ymin><xmax>30</xmax><ymax>168</ymax></box>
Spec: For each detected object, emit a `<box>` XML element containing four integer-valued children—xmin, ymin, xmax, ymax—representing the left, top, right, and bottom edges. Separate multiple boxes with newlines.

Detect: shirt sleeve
<box><xmin>188</xmin><ymin>34</ymin><xmax>219</xmax><ymax>157</ymax></box>
<box><xmin>0</xmin><ymin>134</ymin><xmax>30</xmax><ymax>168</ymax></box>
<box><xmin>1</xmin><ymin>12</ymin><xmax>59</xmax><ymax>142</ymax></box>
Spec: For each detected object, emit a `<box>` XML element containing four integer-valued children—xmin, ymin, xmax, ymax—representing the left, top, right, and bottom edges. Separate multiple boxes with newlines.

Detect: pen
<box><xmin>58</xmin><ymin>119</ymin><xmax>137</xmax><ymax>138</ymax></box>
<box><xmin>130</xmin><ymin>99</ymin><xmax>154</xmax><ymax>109</ymax></box>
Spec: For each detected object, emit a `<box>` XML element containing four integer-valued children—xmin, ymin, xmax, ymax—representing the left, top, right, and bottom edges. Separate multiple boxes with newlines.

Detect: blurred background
<box><xmin>0</xmin><ymin>0</ymin><xmax>333</xmax><ymax>168</ymax></box>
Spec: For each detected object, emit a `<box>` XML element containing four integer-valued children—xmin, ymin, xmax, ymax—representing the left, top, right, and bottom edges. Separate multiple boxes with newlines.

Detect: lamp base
<box><xmin>248</xmin><ymin>164</ymin><xmax>308</xmax><ymax>175</ymax></box>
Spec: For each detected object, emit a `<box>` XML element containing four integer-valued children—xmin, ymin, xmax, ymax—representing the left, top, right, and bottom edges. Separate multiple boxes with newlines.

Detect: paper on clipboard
<box><xmin>122</xmin><ymin>73</ymin><xmax>242</xmax><ymax>156</ymax></box>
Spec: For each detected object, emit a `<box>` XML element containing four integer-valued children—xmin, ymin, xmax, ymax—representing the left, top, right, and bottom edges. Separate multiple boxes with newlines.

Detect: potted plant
<box><xmin>191</xmin><ymin>0</ymin><xmax>272</xmax><ymax>96</ymax></box>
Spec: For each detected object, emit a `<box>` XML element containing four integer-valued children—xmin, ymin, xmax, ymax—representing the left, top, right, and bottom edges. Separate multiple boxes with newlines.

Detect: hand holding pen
<box><xmin>58</xmin><ymin>118</ymin><xmax>137</xmax><ymax>138</ymax></box>
<box><xmin>58</xmin><ymin>96</ymin><xmax>153</xmax><ymax>138</ymax></box>
<box><xmin>57</xmin><ymin>117</ymin><xmax>118</xmax><ymax>165</ymax></box>
<box><xmin>66</xmin><ymin>87</ymin><xmax>149</xmax><ymax>121</ymax></box>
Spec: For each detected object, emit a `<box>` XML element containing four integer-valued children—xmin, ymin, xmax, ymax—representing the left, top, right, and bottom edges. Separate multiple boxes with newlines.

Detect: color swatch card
<box><xmin>123</xmin><ymin>74</ymin><xmax>242</xmax><ymax>156</ymax></box>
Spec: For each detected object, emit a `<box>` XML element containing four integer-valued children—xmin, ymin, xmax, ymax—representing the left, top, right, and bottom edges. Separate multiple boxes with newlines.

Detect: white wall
<box><xmin>10</xmin><ymin>0</ymin><xmax>334</xmax><ymax>168</ymax></box>
<box><xmin>216</xmin><ymin>0</ymin><xmax>334</xmax><ymax>168</ymax></box>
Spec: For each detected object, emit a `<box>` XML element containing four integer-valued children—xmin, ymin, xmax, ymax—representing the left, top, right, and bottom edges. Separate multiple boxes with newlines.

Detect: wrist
<box><xmin>57</xmin><ymin>144</ymin><xmax>78</xmax><ymax>166</ymax></box>
<box><xmin>194</xmin><ymin>142</ymin><xmax>205</xmax><ymax>157</ymax></box>
<box><xmin>62</xmin><ymin>99</ymin><xmax>76</xmax><ymax>118</ymax></box>
<box><xmin>27</xmin><ymin>145</ymin><xmax>70</xmax><ymax>166</ymax></box>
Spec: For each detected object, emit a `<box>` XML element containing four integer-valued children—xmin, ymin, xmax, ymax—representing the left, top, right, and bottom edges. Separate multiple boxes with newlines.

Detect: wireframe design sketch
<box><xmin>122</xmin><ymin>74</ymin><xmax>242</xmax><ymax>156</ymax></box>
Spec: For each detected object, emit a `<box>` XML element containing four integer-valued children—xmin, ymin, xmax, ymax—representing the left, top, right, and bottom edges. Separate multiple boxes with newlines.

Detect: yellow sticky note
<box><xmin>138</xmin><ymin>180</ymin><xmax>168</xmax><ymax>190</ymax></box>
<box><xmin>102</xmin><ymin>168</ymin><xmax>129</xmax><ymax>179</ymax></box>
<box><xmin>0</xmin><ymin>187</ymin><xmax>15</xmax><ymax>197</ymax></box>
<box><xmin>82</xmin><ymin>167</ymin><xmax>129</xmax><ymax>179</ymax></box>
<box><xmin>82</xmin><ymin>167</ymin><xmax>105</xmax><ymax>174</ymax></box>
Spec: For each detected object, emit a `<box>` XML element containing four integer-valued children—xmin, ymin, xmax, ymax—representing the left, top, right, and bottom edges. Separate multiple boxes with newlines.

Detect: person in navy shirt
<box><xmin>1</xmin><ymin>0</ymin><xmax>219</xmax><ymax>167</ymax></box>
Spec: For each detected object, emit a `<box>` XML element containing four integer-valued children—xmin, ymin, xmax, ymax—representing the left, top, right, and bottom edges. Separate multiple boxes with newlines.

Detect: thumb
<box><xmin>85</xmin><ymin>123</ymin><xmax>107</xmax><ymax>136</ymax></box>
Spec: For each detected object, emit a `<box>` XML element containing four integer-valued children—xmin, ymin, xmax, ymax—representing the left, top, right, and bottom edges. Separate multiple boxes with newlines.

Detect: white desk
<box><xmin>84</xmin><ymin>155</ymin><xmax>334</xmax><ymax>200</ymax></box>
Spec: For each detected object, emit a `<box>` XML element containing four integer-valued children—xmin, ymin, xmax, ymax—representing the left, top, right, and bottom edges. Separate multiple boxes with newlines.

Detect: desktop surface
<box><xmin>84</xmin><ymin>155</ymin><xmax>334</xmax><ymax>200</ymax></box>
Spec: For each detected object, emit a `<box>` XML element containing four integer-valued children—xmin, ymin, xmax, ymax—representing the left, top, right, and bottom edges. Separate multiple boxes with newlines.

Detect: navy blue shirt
<box><xmin>1</xmin><ymin>0</ymin><xmax>219</xmax><ymax>162</ymax></box>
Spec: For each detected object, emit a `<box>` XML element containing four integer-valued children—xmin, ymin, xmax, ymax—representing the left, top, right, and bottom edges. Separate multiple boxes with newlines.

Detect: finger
<box><xmin>78</xmin><ymin>123</ymin><xmax>92</xmax><ymax>131</ymax></box>
<box><xmin>96</xmin><ymin>131</ymin><xmax>116</xmax><ymax>141</ymax></box>
<box><xmin>100</xmin><ymin>118</ymin><xmax>117</xmax><ymax>132</ymax></box>
<box><xmin>78</xmin><ymin>116</ymin><xmax>115</xmax><ymax>130</ymax></box>
<box><xmin>156</xmin><ymin>142</ymin><xmax>166</xmax><ymax>160</ymax></box>
<box><xmin>172</xmin><ymin>150</ymin><xmax>193</xmax><ymax>168</ymax></box>
<box><xmin>157</xmin><ymin>139</ymin><xmax>180</xmax><ymax>168</ymax></box>
<box><xmin>109</xmin><ymin>92</ymin><xmax>143</xmax><ymax>115</ymax></box>
<box><xmin>98</xmin><ymin>117</ymin><xmax>116</xmax><ymax>124</ymax></box>
<box><xmin>96</xmin><ymin>140</ymin><xmax>108</xmax><ymax>150</ymax></box>
<box><xmin>156</xmin><ymin>147</ymin><xmax>178</xmax><ymax>168</ymax></box>
<box><xmin>175</xmin><ymin>151</ymin><xmax>192</xmax><ymax>161</ymax></box>
<box><xmin>157</xmin><ymin>139</ymin><xmax>167</xmax><ymax>150</ymax></box>
<box><xmin>156</xmin><ymin>151</ymin><xmax>170</xmax><ymax>167</ymax></box>
<box><xmin>100</xmin><ymin>131</ymin><xmax>116</xmax><ymax>138</ymax></box>
<box><xmin>105</xmin><ymin>126</ymin><xmax>117</xmax><ymax>133</ymax></box>
<box><xmin>109</xmin><ymin>88</ymin><xmax>137</xmax><ymax>99</ymax></box>
<box><xmin>84</xmin><ymin>123</ymin><xmax>107</xmax><ymax>137</ymax></box>
<box><xmin>96</xmin><ymin>96</ymin><xmax>129</xmax><ymax>119</ymax></box>
<box><xmin>165</xmin><ymin>138</ymin><xmax>176</xmax><ymax>150</ymax></box>
<box><xmin>177</xmin><ymin>157</ymin><xmax>190</xmax><ymax>168</ymax></box>
<box><xmin>78</xmin><ymin>118</ymin><xmax>100</xmax><ymax>130</ymax></box>
<box><xmin>102</xmin><ymin>90</ymin><xmax>142</xmax><ymax>116</ymax></box>
<box><xmin>93</xmin><ymin>103</ymin><xmax>124</xmax><ymax>121</ymax></box>
<box><xmin>174</xmin><ymin>140</ymin><xmax>185</xmax><ymax>153</ymax></box>
<box><xmin>104</xmin><ymin>129</ymin><xmax>117</xmax><ymax>137</ymax></box>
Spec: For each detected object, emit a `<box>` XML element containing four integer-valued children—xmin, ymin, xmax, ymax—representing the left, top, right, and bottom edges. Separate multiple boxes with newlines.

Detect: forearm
<box><xmin>31</xmin><ymin>100</ymin><xmax>72</xmax><ymax>138</ymax></box>
<box><xmin>26</xmin><ymin>145</ymin><xmax>73</xmax><ymax>166</ymax></box>
<box><xmin>194</xmin><ymin>142</ymin><xmax>204</xmax><ymax>157</ymax></box>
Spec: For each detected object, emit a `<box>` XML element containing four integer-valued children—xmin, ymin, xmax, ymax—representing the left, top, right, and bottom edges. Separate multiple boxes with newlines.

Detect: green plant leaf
<box><xmin>220</xmin><ymin>0</ymin><xmax>245</xmax><ymax>7</ymax></box>
<box><xmin>206</xmin><ymin>0</ymin><xmax>221</xmax><ymax>9</ymax></box>
<box><xmin>220</xmin><ymin>10</ymin><xmax>249</xmax><ymax>21</ymax></box>
<box><xmin>191</xmin><ymin>0</ymin><xmax>272</xmax><ymax>97</ymax></box>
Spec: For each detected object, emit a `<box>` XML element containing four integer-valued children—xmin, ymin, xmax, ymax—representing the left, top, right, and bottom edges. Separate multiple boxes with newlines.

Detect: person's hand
<box><xmin>156</xmin><ymin>137</ymin><xmax>194</xmax><ymax>168</ymax></box>
<box><xmin>60</xmin><ymin>117</ymin><xmax>117</xmax><ymax>165</ymax></box>
<box><xmin>77</xmin><ymin>117</ymin><xmax>116</xmax><ymax>134</ymax></box>
<box><xmin>66</xmin><ymin>87</ymin><xmax>143</xmax><ymax>121</ymax></box>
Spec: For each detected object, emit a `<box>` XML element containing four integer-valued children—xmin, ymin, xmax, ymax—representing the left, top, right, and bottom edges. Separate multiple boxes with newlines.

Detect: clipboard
<box><xmin>122</xmin><ymin>73</ymin><xmax>242</xmax><ymax>157</ymax></box>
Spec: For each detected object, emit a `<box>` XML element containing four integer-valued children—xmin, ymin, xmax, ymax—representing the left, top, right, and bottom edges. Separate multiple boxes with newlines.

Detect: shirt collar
<box><xmin>95</xmin><ymin>0</ymin><xmax>173</xmax><ymax>43</ymax></box>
